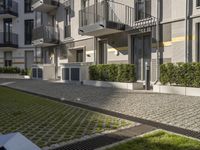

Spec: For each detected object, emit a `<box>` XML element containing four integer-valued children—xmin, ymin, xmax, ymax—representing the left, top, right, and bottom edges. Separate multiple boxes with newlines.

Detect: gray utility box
<box><xmin>32</xmin><ymin>64</ymin><xmax>56</xmax><ymax>80</ymax></box>
<box><xmin>0</xmin><ymin>132</ymin><xmax>41</xmax><ymax>150</ymax></box>
<box><xmin>60</xmin><ymin>62</ymin><xmax>92</xmax><ymax>82</ymax></box>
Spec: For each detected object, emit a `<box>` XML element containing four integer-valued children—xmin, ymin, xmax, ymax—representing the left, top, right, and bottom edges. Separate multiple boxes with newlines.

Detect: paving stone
<box><xmin>2</xmin><ymin>79</ymin><xmax>200</xmax><ymax>132</ymax></box>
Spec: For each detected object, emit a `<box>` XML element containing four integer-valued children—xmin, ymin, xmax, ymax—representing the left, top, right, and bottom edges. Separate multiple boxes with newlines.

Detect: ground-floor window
<box><xmin>4</xmin><ymin>51</ymin><xmax>12</xmax><ymax>67</ymax></box>
<box><xmin>76</xmin><ymin>49</ymin><xmax>83</xmax><ymax>62</ymax></box>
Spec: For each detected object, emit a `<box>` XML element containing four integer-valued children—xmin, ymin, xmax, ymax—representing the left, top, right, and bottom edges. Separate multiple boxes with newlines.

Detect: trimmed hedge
<box><xmin>160</xmin><ymin>63</ymin><xmax>200</xmax><ymax>87</ymax></box>
<box><xmin>0</xmin><ymin>67</ymin><xmax>31</xmax><ymax>75</ymax></box>
<box><xmin>0</xmin><ymin>67</ymin><xmax>21</xmax><ymax>74</ymax></box>
<box><xmin>89</xmin><ymin>64</ymin><xmax>136</xmax><ymax>83</ymax></box>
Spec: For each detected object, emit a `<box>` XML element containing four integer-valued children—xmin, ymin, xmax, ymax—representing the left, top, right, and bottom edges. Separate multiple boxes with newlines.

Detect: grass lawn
<box><xmin>107</xmin><ymin>131</ymin><xmax>200</xmax><ymax>150</ymax></box>
<box><xmin>0</xmin><ymin>87</ymin><xmax>132</xmax><ymax>148</ymax></box>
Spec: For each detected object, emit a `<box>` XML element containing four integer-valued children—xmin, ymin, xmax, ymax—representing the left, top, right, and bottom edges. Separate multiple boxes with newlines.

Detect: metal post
<box><xmin>156</xmin><ymin>0</ymin><xmax>161</xmax><ymax>81</ymax></box>
<box><xmin>145</xmin><ymin>62</ymin><xmax>150</xmax><ymax>90</ymax></box>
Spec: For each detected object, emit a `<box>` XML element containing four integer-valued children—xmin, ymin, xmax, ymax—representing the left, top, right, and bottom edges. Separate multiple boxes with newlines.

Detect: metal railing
<box><xmin>0</xmin><ymin>0</ymin><xmax>18</xmax><ymax>16</ymax></box>
<box><xmin>79</xmin><ymin>0</ymin><xmax>131</xmax><ymax>27</ymax></box>
<box><xmin>79</xmin><ymin>0</ymin><xmax>157</xmax><ymax>29</ymax></box>
<box><xmin>31</xmin><ymin>0</ymin><xmax>59</xmax><ymax>6</ymax></box>
<box><xmin>32</xmin><ymin>25</ymin><xmax>59</xmax><ymax>43</ymax></box>
<box><xmin>0</xmin><ymin>32</ymin><xmax>18</xmax><ymax>47</ymax></box>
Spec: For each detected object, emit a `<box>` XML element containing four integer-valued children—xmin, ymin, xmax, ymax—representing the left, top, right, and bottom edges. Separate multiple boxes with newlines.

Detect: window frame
<box><xmin>24</xmin><ymin>19</ymin><xmax>34</xmax><ymax>45</ymax></box>
<box><xmin>64</xmin><ymin>6</ymin><xmax>71</xmax><ymax>38</ymax></box>
<box><xmin>135</xmin><ymin>0</ymin><xmax>151</xmax><ymax>21</ymax></box>
<box><xmin>24</xmin><ymin>0</ymin><xmax>33</xmax><ymax>13</ymax></box>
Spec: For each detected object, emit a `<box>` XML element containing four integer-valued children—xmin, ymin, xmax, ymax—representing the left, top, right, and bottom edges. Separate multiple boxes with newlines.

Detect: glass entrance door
<box><xmin>133</xmin><ymin>34</ymin><xmax>151</xmax><ymax>81</ymax></box>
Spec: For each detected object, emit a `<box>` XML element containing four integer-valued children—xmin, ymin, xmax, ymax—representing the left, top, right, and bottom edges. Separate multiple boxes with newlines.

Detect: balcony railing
<box><xmin>0</xmin><ymin>32</ymin><xmax>18</xmax><ymax>48</ymax></box>
<box><xmin>0</xmin><ymin>0</ymin><xmax>18</xmax><ymax>17</ymax></box>
<box><xmin>79</xmin><ymin>0</ymin><xmax>157</xmax><ymax>30</ymax></box>
<box><xmin>79</xmin><ymin>1</ymin><xmax>134</xmax><ymax>27</ymax></box>
<box><xmin>31</xmin><ymin>0</ymin><xmax>59</xmax><ymax>7</ymax></box>
<box><xmin>32</xmin><ymin>25</ymin><xmax>59</xmax><ymax>44</ymax></box>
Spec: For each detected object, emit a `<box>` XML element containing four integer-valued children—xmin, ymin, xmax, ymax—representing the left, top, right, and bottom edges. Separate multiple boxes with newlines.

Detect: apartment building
<box><xmin>78</xmin><ymin>0</ymin><xmax>200</xmax><ymax>82</ymax></box>
<box><xmin>0</xmin><ymin>0</ymin><xmax>35</xmax><ymax>69</ymax></box>
<box><xmin>2</xmin><ymin>0</ymin><xmax>198</xmax><ymax>82</ymax></box>
<box><xmin>79</xmin><ymin>0</ymin><xmax>158</xmax><ymax>81</ymax></box>
<box><xmin>31</xmin><ymin>0</ymin><xmax>96</xmax><ymax>80</ymax></box>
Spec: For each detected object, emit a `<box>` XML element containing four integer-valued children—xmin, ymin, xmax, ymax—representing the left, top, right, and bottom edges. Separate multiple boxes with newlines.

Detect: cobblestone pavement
<box><xmin>2</xmin><ymin>79</ymin><xmax>200</xmax><ymax>132</ymax></box>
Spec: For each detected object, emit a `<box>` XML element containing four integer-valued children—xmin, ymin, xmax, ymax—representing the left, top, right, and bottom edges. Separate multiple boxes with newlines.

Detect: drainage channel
<box><xmin>4</xmin><ymin>86</ymin><xmax>200</xmax><ymax>140</ymax></box>
<box><xmin>53</xmin><ymin>124</ymin><xmax>155</xmax><ymax>150</ymax></box>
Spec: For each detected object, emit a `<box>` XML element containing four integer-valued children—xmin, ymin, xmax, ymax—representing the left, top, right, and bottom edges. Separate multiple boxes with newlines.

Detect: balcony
<box><xmin>32</xmin><ymin>25</ymin><xmax>59</xmax><ymax>47</ymax></box>
<box><xmin>0</xmin><ymin>0</ymin><xmax>18</xmax><ymax>18</ymax></box>
<box><xmin>79</xmin><ymin>0</ymin><xmax>157</xmax><ymax>36</ymax></box>
<box><xmin>0</xmin><ymin>32</ymin><xmax>18</xmax><ymax>49</ymax></box>
<box><xmin>79</xmin><ymin>0</ymin><xmax>134</xmax><ymax>36</ymax></box>
<box><xmin>31</xmin><ymin>0</ymin><xmax>59</xmax><ymax>13</ymax></box>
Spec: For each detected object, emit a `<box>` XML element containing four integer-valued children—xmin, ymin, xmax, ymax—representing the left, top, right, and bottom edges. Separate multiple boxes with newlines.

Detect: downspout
<box><xmin>156</xmin><ymin>0</ymin><xmax>161</xmax><ymax>82</ymax></box>
<box><xmin>185</xmin><ymin>0</ymin><xmax>189</xmax><ymax>63</ymax></box>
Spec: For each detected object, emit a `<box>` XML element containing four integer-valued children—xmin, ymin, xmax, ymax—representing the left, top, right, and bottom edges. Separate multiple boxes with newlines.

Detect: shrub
<box><xmin>160</xmin><ymin>63</ymin><xmax>200</xmax><ymax>87</ymax></box>
<box><xmin>89</xmin><ymin>64</ymin><xmax>136</xmax><ymax>83</ymax></box>
<box><xmin>20</xmin><ymin>69</ymin><xmax>32</xmax><ymax>76</ymax></box>
<box><xmin>0</xmin><ymin>67</ymin><xmax>21</xmax><ymax>74</ymax></box>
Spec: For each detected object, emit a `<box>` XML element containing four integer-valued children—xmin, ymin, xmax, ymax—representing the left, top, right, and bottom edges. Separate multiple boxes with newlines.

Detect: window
<box><xmin>4</xmin><ymin>18</ymin><xmax>12</xmax><ymax>44</ymax></box>
<box><xmin>4</xmin><ymin>51</ymin><xmax>12</xmax><ymax>67</ymax></box>
<box><xmin>65</xmin><ymin>7</ymin><xmax>71</xmax><ymax>38</ymax></box>
<box><xmin>24</xmin><ymin>0</ymin><xmax>32</xmax><ymax>13</ymax></box>
<box><xmin>135</xmin><ymin>0</ymin><xmax>151</xmax><ymax>21</ymax></box>
<box><xmin>197</xmin><ymin>0</ymin><xmax>200</xmax><ymax>7</ymax></box>
<box><xmin>24</xmin><ymin>19</ymin><xmax>34</xmax><ymax>45</ymax></box>
<box><xmin>76</xmin><ymin>50</ymin><xmax>84</xmax><ymax>62</ymax></box>
<box><xmin>82</xmin><ymin>0</ymin><xmax>89</xmax><ymax>9</ymax></box>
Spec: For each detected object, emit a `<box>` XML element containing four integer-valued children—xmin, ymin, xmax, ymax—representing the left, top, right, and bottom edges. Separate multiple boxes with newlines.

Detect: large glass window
<box><xmin>25</xmin><ymin>19</ymin><xmax>34</xmax><ymax>45</ymax></box>
<box><xmin>24</xmin><ymin>0</ymin><xmax>32</xmax><ymax>13</ymax></box>
<box><xmin>197</xmin><ymin>0</ymin><xmax>200</xmax><ymax>7</ymax></box>
<box><xmin>135</xmin><ymin>0</ymin><xmax>151</xmax><ymax>21</ymax></box>
<box><xmin>82</xmin><ymin>0</ymin><xmax>89</xmax><ymax>9</ymax></box>
<box><xmin>65</xmin><ymin>7</ymin><xmax>71</xmax><ymax>38</ymax></box>
<box><xmin>4</xmin><ymin>18</ymin><xmax>12</xmax><ymax>44</ymax></box>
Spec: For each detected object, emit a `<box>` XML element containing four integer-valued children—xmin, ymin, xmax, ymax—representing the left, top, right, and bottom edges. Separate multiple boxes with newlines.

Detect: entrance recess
<box><xmin>132</xmin><ymin>34</ymin><xmax>151</xmax><ymax>81</ymax></box>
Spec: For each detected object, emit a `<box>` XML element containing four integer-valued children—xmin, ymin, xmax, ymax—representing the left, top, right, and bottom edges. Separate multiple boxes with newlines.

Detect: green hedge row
<box><xmin>160</xmin><ymin>63</ymin><xmax>200</xmax><ymax>87</ymax></box>
<box><xmin>89</xmin><ymin>64</ymin><xmax>136</xmax><ymax>83</ymax></box>
<box><xmin>0</xmin><ymin>67</ymin><xmax>31</xmax><ymax>75</ymax></box>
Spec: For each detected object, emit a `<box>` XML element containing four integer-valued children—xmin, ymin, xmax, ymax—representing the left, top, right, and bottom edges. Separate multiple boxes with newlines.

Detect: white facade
<box><xmin>0</xmin><ymin>0</ymin><xmax>35</xmax><ymax>69</ymax></box>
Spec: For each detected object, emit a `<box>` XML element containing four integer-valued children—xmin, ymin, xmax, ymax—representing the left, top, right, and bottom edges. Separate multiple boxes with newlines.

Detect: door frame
<box><xmin>130</xmin><ymin>32</ymin><xmax>152</xmax><ymax>81</ymax></box>
<box><xmin>97</xmin><ymin>39</ymin><xmax>107</xmax><ymax>64</ymax></box>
